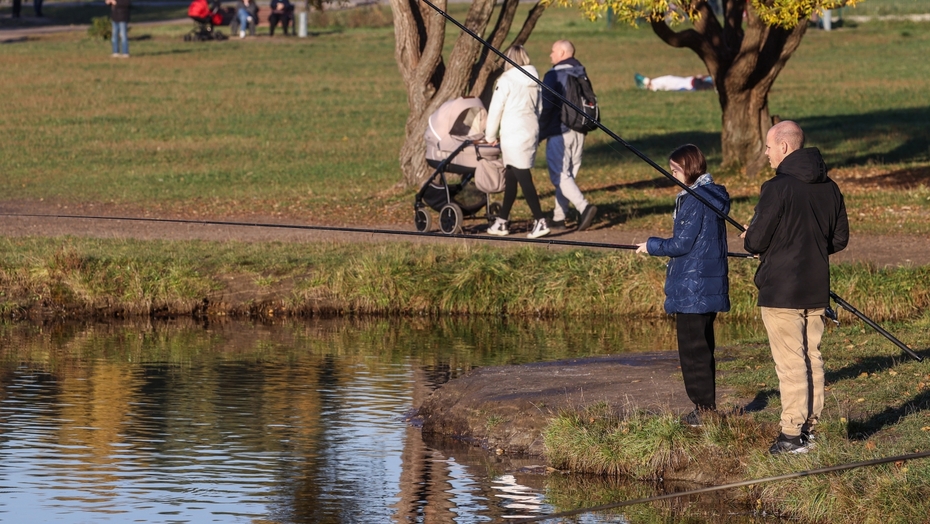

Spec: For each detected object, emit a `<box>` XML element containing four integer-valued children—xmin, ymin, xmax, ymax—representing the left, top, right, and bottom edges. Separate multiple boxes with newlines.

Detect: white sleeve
<box><xmin>484</xmin><ymin>78</ymin><xmax>509</xmax><ymax>143</ymax></box>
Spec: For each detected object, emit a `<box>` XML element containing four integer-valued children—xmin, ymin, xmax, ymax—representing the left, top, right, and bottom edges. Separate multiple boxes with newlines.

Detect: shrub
<box><xmin>88</xmin><ymin>16</ymin><xmax>111</xmax><ymax>40</ymax></box>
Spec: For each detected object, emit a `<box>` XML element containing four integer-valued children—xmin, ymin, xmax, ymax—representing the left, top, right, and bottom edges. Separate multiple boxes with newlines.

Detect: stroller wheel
<box><xmin>414</xmin><ymin>208</ymin><xmax>432</xmax><ymax>233</ymax></box>
<box><xmin>439</xmin><ymin>203</ymin><xmax>463</xmax><ymax>235</ymax></box>
<box><xmin>487</xmin><ymin>201</ymin><xmax>502</xmax><ymax>222</ymax></box>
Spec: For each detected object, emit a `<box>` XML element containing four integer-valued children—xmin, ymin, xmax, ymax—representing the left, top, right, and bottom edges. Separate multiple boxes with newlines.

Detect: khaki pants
<box><xmin>761</xmin><ymin>307</ymin><xmax>826</xmax><ymax>437</ymax></box>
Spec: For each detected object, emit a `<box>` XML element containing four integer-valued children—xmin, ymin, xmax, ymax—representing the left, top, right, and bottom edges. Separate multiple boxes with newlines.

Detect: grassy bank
<box><xmin>544</xmin><ymin>313</ymin><xmax>930</xmax><ymax>522</ymax></box>
<box><xmin>1</xmin><ymin>236</ymin><xmax>928</xmax><ymax>323</ymax></box>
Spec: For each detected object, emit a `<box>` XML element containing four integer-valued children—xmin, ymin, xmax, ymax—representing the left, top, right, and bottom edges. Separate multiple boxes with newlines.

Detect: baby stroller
<box><xmin>414</xmin><ymin>97</ymin><xmax>503</xmax><ymax>235</ymax></box>
<box><xmin>184</xmin><ymin>0</ymin><xmax>229</xmax><ymax>41</ymax></box>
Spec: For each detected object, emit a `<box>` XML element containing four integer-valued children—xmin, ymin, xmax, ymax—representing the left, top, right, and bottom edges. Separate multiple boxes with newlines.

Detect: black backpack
<box><xmin>560</xmin><ymin>72</ymin><xmax>600</xmax><ymax>134</ymax></box>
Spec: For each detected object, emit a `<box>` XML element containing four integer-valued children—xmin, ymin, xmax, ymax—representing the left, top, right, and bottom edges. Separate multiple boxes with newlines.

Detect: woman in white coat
<box><xmin>484</xmin><ymin>45</ymin><xmax>550</xmax><ymax>239</ymax></box>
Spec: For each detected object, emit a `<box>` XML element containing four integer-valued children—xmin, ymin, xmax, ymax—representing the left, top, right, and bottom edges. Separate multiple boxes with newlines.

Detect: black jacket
<box><xmin>538</xmin><ymin>57</ymin><xmax>585</xmax><ymax>141</ymax></box>
<box><xmin>744</xmin><ymin>147</ymin><xmax>849</xmax><ymax>308</ymax></box>
<box><xmin>111</xmin><ymin>0</ymin><xmax>130</xmax><ymax>23</ymax></box>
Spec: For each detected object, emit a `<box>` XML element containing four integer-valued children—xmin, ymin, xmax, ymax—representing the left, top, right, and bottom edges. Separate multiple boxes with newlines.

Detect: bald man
<box><xmin>744</xmin><ymin>120</ymin><xmax>849</xmax><ymax>455</ymax></box>
<box><xmin>538</xmin><ymin>40</ymin><xmax>597</xmax><ymax>232</ymax></box>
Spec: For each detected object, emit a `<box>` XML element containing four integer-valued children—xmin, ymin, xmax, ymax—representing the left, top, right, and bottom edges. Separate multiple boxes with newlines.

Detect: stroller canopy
<box><xmin>425</xmin><ymin>97</ymin><xmax>488</xmax><ymax>155</ymax></box>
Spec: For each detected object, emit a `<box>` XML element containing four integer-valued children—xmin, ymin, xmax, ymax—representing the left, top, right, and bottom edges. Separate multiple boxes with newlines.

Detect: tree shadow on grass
<box><xmin>826</xmin><ymin>346</ymin><xmax>930</xmax><ymax>385</ymax></box>
<box><xmin>801</xmin><ymin>107</ymin><xmax>930</xmax><ymax>167</ymax></box>
<box><xmin>580</xmin><ymin>106</ymin><xmax>930</xmax><ymax>171</ymax></box>
<box><xmin>847</xmin><ymin>389</ymin><xmax>930</xmax><ymax>441</ymax></box>
<box><xmin>826</xmin><ymin>347</ymin><xmax>930</xmax><ymax>440</ymax></box>
<box><xmin>582</xmin><ymin>131</ymin><xmax>721</xmax><ymax>172</ymax></box>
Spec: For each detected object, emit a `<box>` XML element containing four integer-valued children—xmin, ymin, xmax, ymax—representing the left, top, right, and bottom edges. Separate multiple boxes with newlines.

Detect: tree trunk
<box><xmin>390</xmin><ymin>0</ymin><xmax>545</xmax><ymax>188</ymax></box>
<box><xmin>652</xmin><ymin>0</ymin><xmax>808</xmax><ymax>175</ymax></box>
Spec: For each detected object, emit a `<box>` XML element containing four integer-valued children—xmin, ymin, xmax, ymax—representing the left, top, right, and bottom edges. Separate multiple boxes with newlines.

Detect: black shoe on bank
<box><xmin>769</xmin><ymin>433</ymin><xmax>812</xmax><ymax>455</ymax></box>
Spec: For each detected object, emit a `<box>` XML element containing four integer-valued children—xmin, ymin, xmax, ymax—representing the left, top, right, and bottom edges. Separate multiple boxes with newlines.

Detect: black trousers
<box><xmin>499</xmin><ymin>166</ymin><xmax>544</xmax><ymax>221</ymax></box>
<box><xmin>268</xmin><ymin>12</ymin><xmax>292</xmax><ymax>35</ymax></box>
<box><xmin>676</xmin><ymin>312</ymin><xmax>717</xmax><ymax>411</ymax></box>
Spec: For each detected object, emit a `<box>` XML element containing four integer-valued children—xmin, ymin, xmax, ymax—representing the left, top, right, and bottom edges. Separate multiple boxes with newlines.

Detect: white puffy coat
<box><xmin>484</xmin><ymin>65</ymin><xmax>541</xmax><ymax>170</ymax></box>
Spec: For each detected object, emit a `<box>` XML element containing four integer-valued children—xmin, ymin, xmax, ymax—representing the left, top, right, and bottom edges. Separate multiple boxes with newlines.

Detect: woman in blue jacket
<box><xmin>636</xmin><ymin>144</ymin><xmax>730</xmax><ymax>426</ymax></box>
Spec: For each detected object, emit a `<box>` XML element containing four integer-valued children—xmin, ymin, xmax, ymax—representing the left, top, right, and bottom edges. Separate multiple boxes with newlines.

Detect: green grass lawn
<box><xmin>1</xmin><ymin>3</ymin><xmax>928</xmax><ymax>234</ymax></box>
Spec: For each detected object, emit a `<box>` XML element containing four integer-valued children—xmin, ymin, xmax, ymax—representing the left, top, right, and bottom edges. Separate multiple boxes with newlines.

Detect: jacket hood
<box><xmin>553</xmin><ymin>57</ymin><xmax>583</xmax><ymax>70</ymax></box>
<box><xmin>777</xmin><ymin>147</ymin><xmax>828</xmax><ymax>184</ymax></box>
<box><xmin>502</xmin><ymin>65</ymin><xmax>539</xmax><ymax>87</ymax></box>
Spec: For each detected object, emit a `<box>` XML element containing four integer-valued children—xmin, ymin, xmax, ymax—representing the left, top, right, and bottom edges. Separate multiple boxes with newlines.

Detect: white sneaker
<box><xmin>239</xmin><ymin>30</ymin><xmax>246</xmax><ymax>38</ymax></box>
<box><xmin>487</xmin><ymin>217</ymin><xmax>509</xmax><ymax>236</ymax></box>
<box><xmin>527</xmin><ymin>218</ymin><xmax>550</xmax><ymax>239</ymax></box>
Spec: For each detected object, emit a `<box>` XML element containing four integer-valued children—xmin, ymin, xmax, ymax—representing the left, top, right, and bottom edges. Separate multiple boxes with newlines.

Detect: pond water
<box><xmin>0</xmin><ymin>317</ymin><xmax>771</xmax><ymax>523</ymax></box>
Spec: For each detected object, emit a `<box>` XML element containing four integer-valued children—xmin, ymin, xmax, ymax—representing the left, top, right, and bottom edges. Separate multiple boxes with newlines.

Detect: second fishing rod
<box><xmin>418</xmin><ymin>0</ymin><xmax>923</xmax><ymax>362</ymax></box>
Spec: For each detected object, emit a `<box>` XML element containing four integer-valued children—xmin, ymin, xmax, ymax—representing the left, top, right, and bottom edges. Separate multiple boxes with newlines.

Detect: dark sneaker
<box><xmin>527</xmin><ymin>218</ymin><xmax>550</xmax><ymax>239</ymax></box>
<box><xmin>549</xmin><ymin>220</ymin><xmax>567</xmax><ymax>232</ymax></box>
<box><xmin>577</xmin><ymin>205</ymin><xmax>597</xmax><ymax>232</ymax></box>
<box><xmin>681</xmin><ymin>409</ymin><xmax>703</xmax><ymax>427</ymax></box>
<box><xmin>801</xmin><ymin>425</ymin><xmax>818</xmax><ymax>447</ymax></box>
<box><xmin>769</xmin><ymin>433</ymin><xmax>811</xmax><ymax>455</ymax></box>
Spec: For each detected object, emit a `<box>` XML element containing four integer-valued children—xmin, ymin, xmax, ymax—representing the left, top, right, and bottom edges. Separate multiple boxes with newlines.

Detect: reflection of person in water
<box><xmin>635</xmin><ymin>73</ymin><xmax>714</xmax><ymax>92</ymax></box>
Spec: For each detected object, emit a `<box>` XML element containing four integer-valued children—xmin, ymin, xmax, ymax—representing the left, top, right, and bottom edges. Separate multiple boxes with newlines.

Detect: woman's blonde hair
<box><xmin>503</xmin><ymin>45</ymin><xmax>530</xmax><ymax>71</ymax></box>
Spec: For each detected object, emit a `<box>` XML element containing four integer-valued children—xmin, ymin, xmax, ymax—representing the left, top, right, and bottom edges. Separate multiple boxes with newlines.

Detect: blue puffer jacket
<box><xmin>646</xmin><ymin>175</ymin><xmax>730</xmax><ymax>314</ymax></box>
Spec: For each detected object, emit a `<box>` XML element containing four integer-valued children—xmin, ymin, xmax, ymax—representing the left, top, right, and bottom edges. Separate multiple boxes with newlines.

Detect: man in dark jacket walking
<box><xmin>538</xmin><ymin>40</ymin><xmax>597</xmax><ymax>232</ymax></box>
<box><xmin>744</xmin><ymin>120</ymin><xmax>849</xmax><ymax>455</ymax></box>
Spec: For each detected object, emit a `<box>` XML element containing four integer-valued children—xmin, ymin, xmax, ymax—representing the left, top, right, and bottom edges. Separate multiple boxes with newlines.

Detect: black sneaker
<box><xmin>681</xmin><ymin>409</ymin><xmax>703</xmax><ymax>427</ymax></box>
<box><xmin>549</xmin><ymin>220</ymin><xmax>567</xmax><ymax>232</ymax></box>
<box><xmin>577</xmin><ymin>205</ymin><xmax>597</xmax><ymax>232</ymax></box>
<box><xmin>769</xmin><ymin>433</ymin><xmax>812</xmax><ymax>455</ymax></box>
<box><xmin>801</xmin><ymin>425</ymin><xmax>816</xmax><ymax>443</ymax></box>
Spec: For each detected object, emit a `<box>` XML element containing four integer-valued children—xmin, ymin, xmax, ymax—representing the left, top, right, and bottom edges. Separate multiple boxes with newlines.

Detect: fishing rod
<box><xmin>523</xmin><ymin>449</ymin><xmax>930</xmax><ymax>522</ymax></box>
<box><xmin>0</xmin><ymin>212</ymin><xmax>751</xmax><ymax>257</ymax></box>
<box><xmin>418</xmin><ymin>0</ymin><xmax>925</xmax><ymax>362</ymax></box>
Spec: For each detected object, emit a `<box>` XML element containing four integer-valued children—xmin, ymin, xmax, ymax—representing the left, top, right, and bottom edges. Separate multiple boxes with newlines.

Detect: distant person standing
<box><xmin>33</xmin><ymin>0</ymin><xmax>43</xmax><ymax>17</ymax></box>
<box><xmin>106</xmin><ymin>0</ymin><xmax>131</xmax><ymax>58</ymax></box>
<box><xmin>538</xmin><ymin>39</ymin><xmax>597</xmax><ymax>232</ymax></box>
<box><xmin>12</xmin><ymin>0</ymin><xmax>21</xmax><ymax>18</ymax></box>
<box><xmin>484</xmin><ymin>45</ymin><xmax>550</xmax><ymax>239</ymax></box>
<box><xmin>743</xmin><ymin>120</ymin><xmax>849</xmax><ymax>455</ymax></box>
<box><xmin>636</xmin><ymin>144</ymin><xmax>730</xmax><ymax>426</ymax></box>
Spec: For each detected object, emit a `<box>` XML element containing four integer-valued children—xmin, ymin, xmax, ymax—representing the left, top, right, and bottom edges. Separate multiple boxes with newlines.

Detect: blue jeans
<box><xmin>237</xmin><ymin>8</ymin><xmax>251</xmax><ymax>34</ymax></box>
<box><xmin>111</xmin><ymin>21</ymin><xmax>128</xmax><ymax>55</ymax></box>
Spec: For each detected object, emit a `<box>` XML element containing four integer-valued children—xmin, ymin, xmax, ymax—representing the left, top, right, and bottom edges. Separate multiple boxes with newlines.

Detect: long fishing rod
<box><xmin>0</xmin><ymin>212</ymin><xmax>752</xmax><ymax>257</ymax></box>
<box><xmin>523</xmin><ymin>449</ymin><xmax>930</xmax><ymax>522</ymax></box>
<box><xmin>419</xmin><ymin>0</ymin><xmax>924</xmax><ymax>362</ymax></box>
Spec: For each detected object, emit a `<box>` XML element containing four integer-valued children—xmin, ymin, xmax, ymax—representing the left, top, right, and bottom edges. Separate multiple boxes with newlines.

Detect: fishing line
<box><xmin>523</xmin><ymin>449</ymin><xmax>930</xmax><ymax>522</ymax></box>
<box><xmin>0</xmin><ymin>212</ymin><xmax>755</xmax><ymax>257</ymax></box>
<box><xmin>417</xmin><ymin>0</ymin><xmax>924</xmax><ymax>362</ymax></box>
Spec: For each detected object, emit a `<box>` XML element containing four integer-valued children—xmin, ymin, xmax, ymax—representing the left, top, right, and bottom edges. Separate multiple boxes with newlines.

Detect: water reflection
<box><xmin>0</xmin><ymin>317</ymin><xmax>767</xmax><ymax>523</ymax></box>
